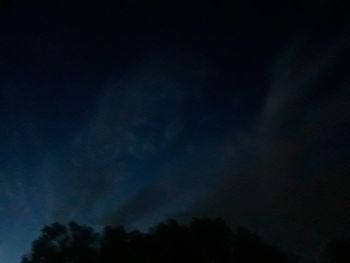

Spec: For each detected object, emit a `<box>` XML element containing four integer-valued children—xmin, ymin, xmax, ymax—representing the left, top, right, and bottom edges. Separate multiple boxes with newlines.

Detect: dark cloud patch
<box><xmin>37</xmin><ymin>52</ymin><xmax>214</xmax><ymax>223</ymax></box>
<box><xmin>35</xmin><ymin>46</ymin><xmax>265</xmax><ymax>231</ymax></box>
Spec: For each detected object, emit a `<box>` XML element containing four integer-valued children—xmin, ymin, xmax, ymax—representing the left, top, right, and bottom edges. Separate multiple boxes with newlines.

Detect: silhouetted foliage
<box><xmin>22</xmin><ymin>218</ymin><xmax>299</xmax><ymax>263</ymax></box>
<box><xmin>323</xmin><ymin>239</ymin><xmax>350</xmax><ymax>263</ymax></box>
<box><xmin>232</xmin><ymin>227</ymin><xmax>298</xmax><ymax>263</ymax></box>
<box><xmin>22</xmin><ymin>222</ymin><xmax>98</xmax><ymax>263</ymax></box>
<box><xmin>100</xmin><ymin>225</ymin><xmax>128</xmax><ymax>262</ymax></box>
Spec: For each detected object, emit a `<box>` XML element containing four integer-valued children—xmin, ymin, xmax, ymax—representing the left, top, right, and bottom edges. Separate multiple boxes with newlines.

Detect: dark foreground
<box><xmin>21</xmin><ymin>218</ymin><xmax>349</xmax><ymax>263</ymax></box>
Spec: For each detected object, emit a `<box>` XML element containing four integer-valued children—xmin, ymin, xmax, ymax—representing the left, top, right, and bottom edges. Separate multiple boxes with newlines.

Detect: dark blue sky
<box><xmin>0</xmin><ymin>1</ymin><xmax>349</xmax><ymax>262</ymax></box>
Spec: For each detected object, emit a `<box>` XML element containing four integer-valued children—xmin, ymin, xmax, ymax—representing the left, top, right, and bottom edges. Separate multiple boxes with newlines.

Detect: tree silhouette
<box><xmin>22</xmin><ymin>223</ymin><xmax>69</xmax><ymax>263</ymax></box>
<box><xmin>323</xmin><ymin>239</ymin><xmax>350</xmax><ymax>263</ymax></box>
<box><xmin>22</xmin><ymin>222</ymin><xmax>98</xmax><ymax>263</ymax></box>
<box><xmin>99</xmin><ymin>225</ymin><xmax>128</xmax><ymax>262</ymax></box>
<box><xmin>22</xmin><ymin>218</ymin><xmax>299</xmax><ymax>263</ymax></box>
<box><xmin>147</xmin><ymin>219</ymin><xmax>187</xmax><ymax>262</ymax></box>
<box><xmin>232</xmin><ymin>227</ymin><xmax>298</xmax><ymax>263</ymax></box>
<box><xmin>188</xmin><ymin>218</ymin><xmax>233</xmax><ymax>263</ymax></box>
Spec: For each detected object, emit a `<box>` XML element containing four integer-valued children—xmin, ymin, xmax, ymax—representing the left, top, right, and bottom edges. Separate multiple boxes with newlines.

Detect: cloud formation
<box><xmin>189</xmin><ymin>28</ymin><xmax>350</xmax><ymax>260</ymax></box>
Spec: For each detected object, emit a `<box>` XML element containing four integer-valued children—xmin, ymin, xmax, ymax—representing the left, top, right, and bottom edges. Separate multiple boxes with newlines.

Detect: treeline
<box><xmin>21</xmin><ymin>218</ymin><xmax>349</xmax><ymax>263</ymax></box>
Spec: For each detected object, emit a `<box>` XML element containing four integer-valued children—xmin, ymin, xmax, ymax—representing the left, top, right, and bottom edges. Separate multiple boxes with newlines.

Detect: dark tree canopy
<box><xmin>22</xmin><ymin>222</ymin><xmax>98</xmax><ymax>263</ymax></box>
<box><xmin>323</xmin><ymin>239</ymin><xmax>350</xmax><ymax>263</ymax></box>
<box><xmin>23</xmin><ymin>218</ymin><xmax>348</xmax><ymax>263</ymax></box>
<box><xmin>22</xmin><ymin>218</ymin><xmax>300</xmax><ymax>263</ymax></box>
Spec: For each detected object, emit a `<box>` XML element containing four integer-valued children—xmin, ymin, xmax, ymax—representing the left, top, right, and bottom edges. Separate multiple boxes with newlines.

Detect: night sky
<box><xmin>0</xmin><ymin>1</ymin><xmax>349</xmax><ymax>262</ymax></box>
